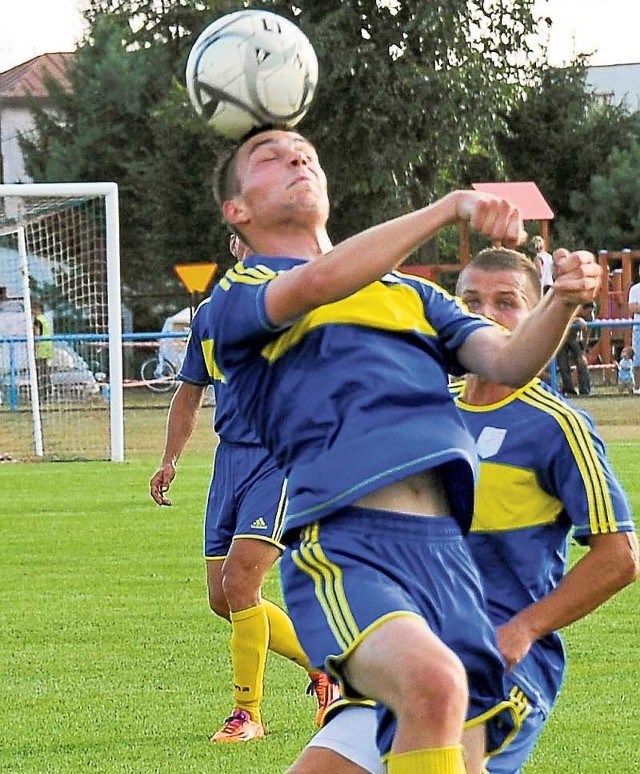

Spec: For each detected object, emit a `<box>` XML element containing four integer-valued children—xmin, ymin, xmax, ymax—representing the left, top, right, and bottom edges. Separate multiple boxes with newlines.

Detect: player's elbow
<box><xmin>625</xmin><ymin>534</ymin><xmax>640</xmax><ymax>584</ymax></box>
<box><xmin>610</xmin><ymin>532</ymin><xmax>640</xmax><ymax>591</ymax></box>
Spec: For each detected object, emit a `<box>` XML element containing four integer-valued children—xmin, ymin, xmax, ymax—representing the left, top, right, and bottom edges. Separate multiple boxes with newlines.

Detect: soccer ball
<box><xmin>185</xmin><ymin>10</ymin><xmax>319</xmax><ymax>140</ymax></box>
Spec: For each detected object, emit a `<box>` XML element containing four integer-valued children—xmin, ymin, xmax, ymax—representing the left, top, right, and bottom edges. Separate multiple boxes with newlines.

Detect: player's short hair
<box><xmin>458</xmin><ymin>248</ymin><xmax>541</xmax><ymax>304</ymax></box>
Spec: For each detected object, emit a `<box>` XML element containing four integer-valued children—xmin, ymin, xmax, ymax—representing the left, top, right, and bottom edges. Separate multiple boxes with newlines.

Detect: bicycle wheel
<box><xmin>140</xmin><ymin>357</ymin><xmax>176</xmax><ymax>393</ymax></box>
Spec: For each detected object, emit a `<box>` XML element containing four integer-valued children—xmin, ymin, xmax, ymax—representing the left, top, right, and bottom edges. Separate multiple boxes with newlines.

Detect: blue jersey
<box><xmin>177</xmin><ymin>297</ymin><xmax>261</xmax><ymax>445</ymax></box>
<box><xmin>452</xmin><ymin>378</ymin><xmax>635</xmax><ymax>714</ymax></box>
<box><xmin>208</xmin><ymin>256</ymin><xmax>494</xmax><ymax>538</ymax></box>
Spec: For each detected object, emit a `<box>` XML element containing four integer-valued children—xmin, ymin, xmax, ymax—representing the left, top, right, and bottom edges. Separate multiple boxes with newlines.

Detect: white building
<box><xmin>586</xmin><ymin>62</ymin><xmax>640</xmax><ymax>111</ymax></box>
<box><xmin>0</xmin><ymin>52</ymin><xmax>72</xmax><ymax>184</ymax></box>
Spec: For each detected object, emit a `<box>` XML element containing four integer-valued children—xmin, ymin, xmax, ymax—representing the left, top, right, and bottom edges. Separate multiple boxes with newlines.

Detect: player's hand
<box><xmin>496</xmin><ymin>619</ymin><xmax>536</xmax><ymax>671</ymax></box>
<box><xmin>149</xmin><ymin>462</ymin><xmax>176</xmax><ymax>506</ymax></box>
<box><xmin>551</xmin><ymin>249</ymin><xmax>602</xmax><ymax>307</ymax></box>
<box><xmin>455</xmin><ymin>191</ymin><xmax>527</xmax><ymax>248</ymax></box>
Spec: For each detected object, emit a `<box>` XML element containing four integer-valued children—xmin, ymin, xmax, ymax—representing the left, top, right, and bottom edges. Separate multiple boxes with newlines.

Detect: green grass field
<box><xmin>1</xmin><ymin>401</ymin><xmax>639</xmax><ymax>773</ymax></box>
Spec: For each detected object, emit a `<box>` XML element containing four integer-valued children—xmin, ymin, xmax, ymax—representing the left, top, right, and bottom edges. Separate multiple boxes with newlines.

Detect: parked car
<box><xmin>3</xmin><ymin>342</ymin><xmax>101</xmax><ymax>402</ymax></box>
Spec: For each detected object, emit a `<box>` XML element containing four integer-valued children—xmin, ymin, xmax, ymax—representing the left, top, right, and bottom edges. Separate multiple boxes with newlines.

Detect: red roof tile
<box><xmin>472</xmin><ymin>182</ymin><xmax>554</xmax><ymax>221</ymax></box>
<box><xmin>0</xmin><ymin>52</ymin><xmax>73</xmax><ymax>99</ymax></box>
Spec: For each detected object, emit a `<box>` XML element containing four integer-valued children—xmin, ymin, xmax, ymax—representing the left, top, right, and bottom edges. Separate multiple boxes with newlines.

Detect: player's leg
<box><xmin>282</xmin><ymin>510</ymin><xmax>515</xmax><ymax>774</ymax></box>
<box><xmin>345</xmin><ymin>615</ymin><xmax>469</xmax><ymax>769</ymax></box>
<box><xmin>212</xmin><ymin>538</ymin><xmax>336</xmax><ymax>736</ymax></box>
<box><xmin>204</xmin><ymin>443</ymin><xmax>268</xmax><ymax>741</ymax></box>
<box><xmin>286</xmin><ymin>704</ymin><xmax>382</xmax><ymax>774</ymax></box>
<box><xmin>283</xmin><ymin>515</ymin><xmax>468</xmax><ymax>773</ymax></box>
<box><xmin>286</xmin><ymin>704</ymin><xmax>487</xmax><ymax>774</ymax></box>
<box><xmin>206</xmin><ymin>557</ymin><xmax>228</xmax><ymax>620</ymax></box>
<box><xmin>209</xmin><ymin>445</ymin><xmax>336</xmax><ymax>740</ymax></box>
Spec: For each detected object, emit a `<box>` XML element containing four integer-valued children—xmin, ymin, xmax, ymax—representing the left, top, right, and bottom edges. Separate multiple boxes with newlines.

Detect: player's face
<box><xmin>458</xmin><ymin>267</ymin><xmax>537</xmax><ymax>332</ymax></box>
<box><xmin>232</xmin><ymin>130</ymin><xmax>329</xmax><ymax>226</ymax></box>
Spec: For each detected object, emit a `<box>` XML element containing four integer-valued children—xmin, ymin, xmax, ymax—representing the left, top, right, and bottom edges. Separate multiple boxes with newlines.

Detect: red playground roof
<box><xmin>472</xmin><ymin>182</ymin><xmax>554</xmax><ymax>221</ymax></box>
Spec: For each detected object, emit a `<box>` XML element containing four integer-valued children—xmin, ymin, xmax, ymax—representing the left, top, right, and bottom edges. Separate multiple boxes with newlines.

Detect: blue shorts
<box><xmin>485</xmin><ymin>681</ymin><xmax>547</xmax><ymax>773</ymax></box>
<box><xmin>280</xmin><ymin>506</ymin><xmax>519</xmax><ymax>755</ymax></box>
<box><xmin>204</xmin><ymin>441</ymin><xmax>287</xmax><ymax>558</ymax></box>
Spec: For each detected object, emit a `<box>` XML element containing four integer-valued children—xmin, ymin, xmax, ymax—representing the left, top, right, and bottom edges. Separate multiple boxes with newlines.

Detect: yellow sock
<box><xmin>263</xmin><ymin>599</ymin><xmax>314</xmax><ymax>673</ymax></box>
<box><xmin>229</xmin><ymin>604</ymin><xmax>269</xmax><ymax>724</ymax></box>
<box><xmin>387</xmin><ymin>746</ymin><xmax>466</xmax><ymax>774</ymax></box>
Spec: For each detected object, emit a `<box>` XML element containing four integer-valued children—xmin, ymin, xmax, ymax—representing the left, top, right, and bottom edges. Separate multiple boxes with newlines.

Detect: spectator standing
<box><xmin>529</xmin><ymin>235</ymin><xmax>554</xmax><ymax>294</ymax></box>
<box><xmin>627</xmin><ymin>274</ymin><xmax>640</xmax><ymax>393</ymax></box>
<box><xmin>555</xmin><ymin>304</ymin><xmax>592</xmax><ymax>396</ymax></box>
<box><xmin>31</xmin><ymin>301</ymin><xmax>53</xmax><ymax>400</ymax></box>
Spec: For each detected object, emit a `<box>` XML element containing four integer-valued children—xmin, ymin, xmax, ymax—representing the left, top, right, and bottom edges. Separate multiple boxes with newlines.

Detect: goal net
<box><xmin>0</xmin><ymin>183</ymin><xmax>123</xmax><ymax>461</ymax></box>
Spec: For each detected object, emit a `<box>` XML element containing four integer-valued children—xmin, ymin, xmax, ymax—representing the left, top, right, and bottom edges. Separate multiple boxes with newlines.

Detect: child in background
<box><xmin>616</xmin><ymin>346</ymin><xmax>636</xmax><ymax>395</ymax></box>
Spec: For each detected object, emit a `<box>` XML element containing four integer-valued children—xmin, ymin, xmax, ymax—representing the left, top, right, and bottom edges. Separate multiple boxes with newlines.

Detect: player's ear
<box><xmin>223</xmin><ymin>197</ymin><xmax>250</xmax><ymax>227</ymax></box>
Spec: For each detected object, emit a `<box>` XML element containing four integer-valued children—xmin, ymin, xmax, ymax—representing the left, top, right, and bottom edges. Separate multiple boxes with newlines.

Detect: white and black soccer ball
<box><xmin>185</xmin><ymin>9</ymin><xmax>319</xmax><ymax>140</ymax></box>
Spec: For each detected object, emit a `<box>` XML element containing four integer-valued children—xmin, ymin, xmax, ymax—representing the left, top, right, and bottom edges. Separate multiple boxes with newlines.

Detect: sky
<box><xmin>0</xmin><ymin>0</ymin><xmax>638</xmax><ymax>73</ymax></box>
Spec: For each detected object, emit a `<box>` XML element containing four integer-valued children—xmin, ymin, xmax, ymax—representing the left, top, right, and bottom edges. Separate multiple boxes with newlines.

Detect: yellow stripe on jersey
<box><xmin>261</xmin><ymin>281</ymin><xmax>437</xmax><ymax>362</ymax></box>
<box><xmin>220</xmin><ymin>261</ymin><xmax>279</xmax><ymax>291</ymax></box>
<box><xmin>200</xmin><ymin>339</ymin><xmax>225</xmax><ymax>382</ymax></box>
<box><xmin>292</xmin><ymin>524</ymin><xmax>360</xmax><ymax>651</ymax></box>
<box><xmin>471</xmin><ymin>462</ymin><xmax>564</xmax><ymax>532</ymax></box>
<box><xmin>520</xmin><ymin>383</ymin><xmax>617</xmax><ymax>534</ymax></box>
<box><xmin>227</xmin><ymin>261</ymin><xmax>278</xmax><ymax>284</ymax></box>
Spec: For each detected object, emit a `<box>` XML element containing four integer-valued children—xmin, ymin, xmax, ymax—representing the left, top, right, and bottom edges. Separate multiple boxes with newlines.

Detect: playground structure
<box><xmin>401</xmin><ymin>181</ymin><xmax>639</xmax><ymax>387</ymax></box>
<box><xmin>590</xmin><ymin>249</ymin><xmax>640</xmax><ymax>384</ymax></box>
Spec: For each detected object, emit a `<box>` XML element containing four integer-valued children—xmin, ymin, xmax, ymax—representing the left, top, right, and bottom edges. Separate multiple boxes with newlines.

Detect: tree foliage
<box><xmin>21</xmin><ymin>0</ymin><xmax>545</xmax><ymax>328</ymax></box>
<box><xmin>569</xmin><ymin>140</ymin><xmax>640</xmax><ymax>250</ymax></box>
<box><xmin>496</xmin><ymin>63</ymin><xmax>640</xmax><ymax>249</ymax></box>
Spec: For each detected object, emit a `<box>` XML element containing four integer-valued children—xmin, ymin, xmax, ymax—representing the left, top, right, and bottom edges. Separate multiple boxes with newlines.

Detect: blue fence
<box><xmin>1</xmin><ymin>320</ymin><xmax>638</xmax><ymax>409</ymax></box>
<box><xmin>0</xmin><ymin>331</ymin><xmax>188</xmax><ymax>410</ymax></box>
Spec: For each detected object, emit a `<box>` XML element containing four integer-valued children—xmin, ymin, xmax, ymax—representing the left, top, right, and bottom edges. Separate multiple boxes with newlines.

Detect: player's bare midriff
<box><xmin>354</xmin><ymin>466</ymin><xmax>452</xmax><ymax>517</ymax></box>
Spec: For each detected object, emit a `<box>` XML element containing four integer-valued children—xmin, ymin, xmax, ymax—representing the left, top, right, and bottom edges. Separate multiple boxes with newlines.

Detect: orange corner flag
<box><xmin>174</xmin><ymin>263</ymin><xmax>217</xmax><ymax>293</ymax></box>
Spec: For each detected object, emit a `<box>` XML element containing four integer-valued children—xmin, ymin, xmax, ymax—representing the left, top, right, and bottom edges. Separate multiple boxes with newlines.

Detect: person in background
<box><xmin>529</xmin><ymin>235</ymin><xmax>554</xmax><ymax>294</ymax></box>
<box><xmin>31</xmin><ymin>300</ymin><xmax>53</xmax><ymax>400</ymax></box>
<box><xmin>615</xmin><ymin>345</ymin><xmax>636</xmax><ymax>395</ymax></box>
<box><xmin>555</xmin><ymin>302</ymin><xmax>592</xmax><ymax>396</ymax></box>
<box><xmin>627</xmin><ymin>273</ymin><xmax>640</xmax><ymax>393</ymax></box>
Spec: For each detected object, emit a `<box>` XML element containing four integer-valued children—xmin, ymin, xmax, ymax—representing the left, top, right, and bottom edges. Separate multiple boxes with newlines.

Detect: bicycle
<box><xmin>140</xmin><ymin>352</ymin><xmax>178</xmax><ymax>393</ymax></box>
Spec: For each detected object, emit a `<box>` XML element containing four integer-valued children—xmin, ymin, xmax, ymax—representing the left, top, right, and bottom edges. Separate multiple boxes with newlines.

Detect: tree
<box><xmin>569</xmin><ymin>140</ymin><xmax>640</xmax><ymax>250</ymax></box>
<box><xmin>496</xmin><ymin>62</ymin><xmax>640</xmax><ymax>248</ymax></box>
<box><xmin>22</xmin><ymin>0</ymin><xmax>545</xmax><ymax>328</ymax></box>
<box><xmin>284</xmin><ymin>0</ymin><xmax>543</xmax><ymax>245</ymax></box>
<box><xmin>21</xmin><ymin>13</ymin><xmax>185</xmax><ymax>329</ymax></box>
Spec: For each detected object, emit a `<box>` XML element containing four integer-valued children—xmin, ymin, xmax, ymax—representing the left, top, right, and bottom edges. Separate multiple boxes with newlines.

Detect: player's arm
<box><xmin>458</xmin><ymin>249</ymin><xmax>601</xmax><ymax>387</ymax></box>
<box><xmin>263</xmin><ymin>190</ymin><xmax>525</xmax><ymax>327</ymax></box>
<box><xmin>149</xmin><ymin>381</ymin><xmax>207</xmax><ymax>506</ymax></box>
<box><xmin>497</xmin><ymin>531</ymin><xmax>639</xmax><ymax>670</ymax></box>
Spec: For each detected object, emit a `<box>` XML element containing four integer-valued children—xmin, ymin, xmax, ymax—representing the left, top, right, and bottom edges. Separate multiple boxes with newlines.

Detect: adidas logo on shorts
<box><xmin>251</xmin><ymin>517</ymin><xmax>268</xmax><ymax>529</ymax></box>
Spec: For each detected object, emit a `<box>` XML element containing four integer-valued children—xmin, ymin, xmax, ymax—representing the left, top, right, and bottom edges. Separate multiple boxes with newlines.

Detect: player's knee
<box><xmin>221</xmin><ymin>562</ymin><xmax>263</xmax><ymax>609</ymax></box>
<box><xmin>399</xmin><ymin>656</ymin><xmax>468</xmax><ymax>726</ymax></box>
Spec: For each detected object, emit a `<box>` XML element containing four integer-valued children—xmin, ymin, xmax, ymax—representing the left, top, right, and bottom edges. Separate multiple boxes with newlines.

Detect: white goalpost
<box><xmin>0</xmin><ymin>183</ymin><xmax>124</xmax><ymax>462</ymax></box>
